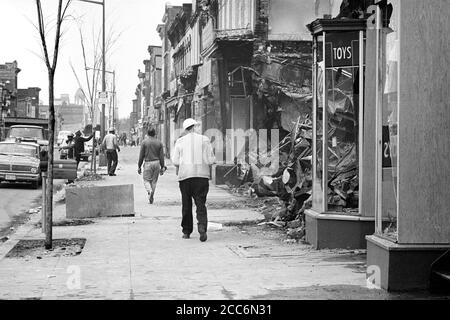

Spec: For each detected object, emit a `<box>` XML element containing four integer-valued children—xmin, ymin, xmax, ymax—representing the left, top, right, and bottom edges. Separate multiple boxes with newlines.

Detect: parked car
<box><xmin>6</xmin><ymin>125</ymin><xmax>49</xmax><ymax>172</ymax></box>
<box><xmin>0</xmin><ymin>141</ymin><xmax>42</xmax><ymax>188</ymax></box>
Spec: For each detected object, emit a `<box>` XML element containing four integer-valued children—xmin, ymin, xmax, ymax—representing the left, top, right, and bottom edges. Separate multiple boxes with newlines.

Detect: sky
<box><xmin>0</xmin><ymin>0</ymin><xmax>187</xmax><ymax>119</ymax></box>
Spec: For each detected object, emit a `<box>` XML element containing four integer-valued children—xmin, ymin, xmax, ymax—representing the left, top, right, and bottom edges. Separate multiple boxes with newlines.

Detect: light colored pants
<box><xmin>143</xmin><ymin>160</ymin><xmax>161</xmax><ymax>195</ymax></box>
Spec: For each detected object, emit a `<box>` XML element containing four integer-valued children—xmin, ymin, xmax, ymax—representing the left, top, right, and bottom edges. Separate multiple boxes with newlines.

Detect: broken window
<box><xmin>326</xmin><ymin>66</ymin><xmax>359</xmax><ymax>212</ymax></box>
<box><xmin>313</xmin><ymin>33</ymin><xmax>361</xmax><ymax>214</ymax></box>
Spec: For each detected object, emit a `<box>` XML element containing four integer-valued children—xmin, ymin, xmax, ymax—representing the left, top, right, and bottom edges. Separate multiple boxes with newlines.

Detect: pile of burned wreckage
<box><xmin>223</xmin><ymin>42</ymin><xmax>359</xmax><ymax>242</ymax></box>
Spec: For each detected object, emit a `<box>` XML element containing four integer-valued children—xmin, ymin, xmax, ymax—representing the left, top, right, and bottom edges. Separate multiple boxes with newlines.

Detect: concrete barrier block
<box><xmin>66</xmin><ymin>184</ymin><xmax>134</xmax><ymax>218</ymax></box>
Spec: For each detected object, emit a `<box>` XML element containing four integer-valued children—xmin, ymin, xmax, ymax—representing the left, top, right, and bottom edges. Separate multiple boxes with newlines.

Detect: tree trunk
<box><xmin>45</xmin><ymin>72</ymin><xmax>56</xmax><ymax>250</ymax></box>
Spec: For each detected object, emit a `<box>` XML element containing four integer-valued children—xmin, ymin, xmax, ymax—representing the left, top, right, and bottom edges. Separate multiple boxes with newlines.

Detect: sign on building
<box><xmin>325</xmin><ymin>32</ymin><xmax>360</xmax><ymax>68</ymax></box>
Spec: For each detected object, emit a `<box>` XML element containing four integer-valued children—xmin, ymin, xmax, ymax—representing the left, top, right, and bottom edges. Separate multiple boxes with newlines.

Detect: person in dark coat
<box><xmin>74</xmin><ymin>130</ymin><xmax>94</xmax><ymax>169</ymax></box>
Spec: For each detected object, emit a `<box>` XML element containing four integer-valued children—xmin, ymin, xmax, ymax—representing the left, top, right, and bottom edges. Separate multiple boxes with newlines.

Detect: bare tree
<box><xmin>35</xmin><ymin>0</ymin><xmax>72</xmax><ymax>249</ymax></box>
<box><xmin>70</xmin><ymin>23</ymin><xmax>122</xmax><ymax>173</ymax></box>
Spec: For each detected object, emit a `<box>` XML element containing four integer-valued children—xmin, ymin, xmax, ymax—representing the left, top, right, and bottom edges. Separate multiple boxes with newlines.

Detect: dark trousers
<box><xmin>75</xmin><ymin>155</ymin><xmax>81</xmax><ymax>169</ymax></box>
<box><xmin>106</xmin><ymin>150</ymin><xmax>118</xmax><ymax>175</ymax></box>
<box><xmin>179</xmin><ymin>178</ymin><xmax>209</xmax><ymax>235</ymax></box>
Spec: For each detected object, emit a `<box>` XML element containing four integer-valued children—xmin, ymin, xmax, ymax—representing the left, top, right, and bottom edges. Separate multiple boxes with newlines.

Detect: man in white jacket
<box><xmin>171</xmin><ymin>118</ymin><xmax>215</xmax><ymax>242</ymax></box>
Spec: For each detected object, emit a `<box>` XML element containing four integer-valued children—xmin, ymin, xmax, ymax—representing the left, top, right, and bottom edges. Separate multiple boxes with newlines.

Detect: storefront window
<box><xmin>313</xmin><ymin>35</ymin><xmax>324</xmax><ymax>212</ymax></box>
<box><xmin>377</xmin><ymin>1</ymin><xmax>399</xmax><ymax>241</ymax></box>
<box><xmin>327</xmin><ymin>67</ymin><xmax>359</xmax><ymax>213</ymax></box>
<box><xmin>312</xmin><ymin>28</ymin><xmax>363</xmax><ymax>214</ymax></box>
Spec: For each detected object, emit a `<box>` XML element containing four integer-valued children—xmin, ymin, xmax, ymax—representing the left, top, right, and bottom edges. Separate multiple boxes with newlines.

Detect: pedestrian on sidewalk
<box><xmin>59</xmin><ymin>133</ymin><xmax>75</xmax><ymax>159</ymax></box>
<box><xmin>74</xmin><ymin>130</ymin><xmax>94</xmax><ymax>170</ymax></box>
<box><xmin>102</xmin><ymin>128</ymin><xmax>120</xmax><ymax>176</ymax></box>
<box><xmin>171</xmin><ymin>118</ymin><xmax>216</xmax><ymax>242</ymax></box>
<box><xmin>138</xmin><ymin>127</ymin><xmax>166</xmax><ymax>204</ymax></box>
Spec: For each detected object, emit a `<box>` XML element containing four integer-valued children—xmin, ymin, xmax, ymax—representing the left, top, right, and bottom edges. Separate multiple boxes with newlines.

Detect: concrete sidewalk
<box><xmin>0</xmin><ymin>147</ymin><xmax>405</xmax><ymax>300</ymax></box>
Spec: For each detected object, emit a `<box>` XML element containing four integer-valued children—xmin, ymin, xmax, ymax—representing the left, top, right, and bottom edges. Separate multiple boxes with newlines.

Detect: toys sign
<box><xmin>325</xmin><ymin>32</ymin><xmax>360</xmax><ymax>68</ymax></box>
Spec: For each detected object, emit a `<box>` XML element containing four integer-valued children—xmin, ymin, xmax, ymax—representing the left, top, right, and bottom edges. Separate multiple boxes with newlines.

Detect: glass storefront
<box><xmin>326</xmin><ymin>66</ymin><xmax>360</xmax><ymax>213</ymax></box>
<box><xmin>312</xmin><ymin>35</ymin><xmax>324</xmax><ymax>212</ymax></box>
<box><xmin>312</xmin><ymin>24</ymin><xmax>365</xmax><ymax>214</ymax></box>
<box><xmin>376</xmin><ymin>1</ymin><xmax>399</xmax><ymax>241</ymax></box>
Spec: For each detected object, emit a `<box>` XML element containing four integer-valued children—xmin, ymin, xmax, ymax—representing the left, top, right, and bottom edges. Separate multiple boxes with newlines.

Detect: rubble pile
<box><xmin>76</xmin><ymin>170</ymin><xmax>104</xmax><ymax>182</ymax></box>
<box><xmin>325</xmin><ymin>79</ymin><xmax>360</xmax><ymax>212</ymax></box>
<box><xmin>228</xmin><ymin>116</ymin><xmax>314</xmax><ymax>242</ymax></box>
<box><xmin>228</xmin><ymin>106</ymin><xmax>360</xmax><ymax>240</ymax></box>
<box><xmin>54</xmin><ymin>186</ymin><xmax>66</xmax><ymax>203</ymax></box>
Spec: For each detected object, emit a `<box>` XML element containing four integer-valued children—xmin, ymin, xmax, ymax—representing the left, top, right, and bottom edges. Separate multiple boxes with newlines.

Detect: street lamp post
<box><xmin>76</xmin><ymin>0</ymin><xmax>106</xmax><ymax>139</ymax></box>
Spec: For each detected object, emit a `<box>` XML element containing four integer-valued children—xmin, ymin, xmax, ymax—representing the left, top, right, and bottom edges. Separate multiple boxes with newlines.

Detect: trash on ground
<box><xmin>208</xmin><ymin>222</ymin><xmax>223</xmax><ymax>231</ymax></box>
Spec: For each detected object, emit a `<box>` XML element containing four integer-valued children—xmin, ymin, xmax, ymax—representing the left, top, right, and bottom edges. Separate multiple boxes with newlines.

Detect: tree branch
<box><xmin>36</xmin><ymin>0</ymin><xmax>51</xmax><ymax>71</ymax></box>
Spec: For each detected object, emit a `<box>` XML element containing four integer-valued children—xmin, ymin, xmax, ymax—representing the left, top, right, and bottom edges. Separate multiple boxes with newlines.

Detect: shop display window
<box><xmin>311</xmin><ymin>21</ymin><xmax>365</xmax><ymax>214</ymax></box>
<box><xmin>376</xmin><ymin>1</ymin><xmax>399</xmax><ymax>242</ymax></box>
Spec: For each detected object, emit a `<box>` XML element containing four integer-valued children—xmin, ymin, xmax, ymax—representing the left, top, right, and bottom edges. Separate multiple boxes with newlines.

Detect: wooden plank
<box><xmin>397</xmin><ymin>0</ymin><xmax>450</xmax><ymax>244</ymax></box>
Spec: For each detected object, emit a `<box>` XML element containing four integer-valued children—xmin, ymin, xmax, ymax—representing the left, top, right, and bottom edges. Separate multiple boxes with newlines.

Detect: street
<box><xmin>0</xmin><ymin>181</ymin><xmax>40</xmax><ymax>237</ymax></box>
<box><xmin>1</xmin><ymin>148</ymin><xmax>77</xmax><ymax>238</ymax></box>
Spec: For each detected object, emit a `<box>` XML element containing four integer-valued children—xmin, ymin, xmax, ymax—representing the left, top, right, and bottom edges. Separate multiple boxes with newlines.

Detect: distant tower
<box><xmin>74</xmin><ymin>88</ymin><xmax>86</xmax><ymax>105</ymax></box>
<box><xmin>75</xmin><ymin>88</ymin><xmax>89</xmax><ymax>128</ymax></box>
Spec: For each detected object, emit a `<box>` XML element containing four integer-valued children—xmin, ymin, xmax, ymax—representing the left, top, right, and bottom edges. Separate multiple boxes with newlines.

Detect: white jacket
<box><xmin>171</xmin><ymin>132</ymin><xmax>216</xmax><ymax>181</ymax></box>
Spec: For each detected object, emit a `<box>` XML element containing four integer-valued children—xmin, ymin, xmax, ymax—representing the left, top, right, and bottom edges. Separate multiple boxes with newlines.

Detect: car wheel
<box><xmin>32</xmin><ymin>180</ymin><xmax>40</xmax><ymax>189</ymax></box>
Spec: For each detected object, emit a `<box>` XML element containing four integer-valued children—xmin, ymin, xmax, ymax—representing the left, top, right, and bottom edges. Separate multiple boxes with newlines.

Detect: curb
<box><xmin>0</xmin><ymin>179</ymin><xmax>68</xmax><ymax>261</ymax></box>
<box><xmin>0</xmin><ymin>209</ymin><xmax>43</xmax><ymax>260</ymax></box>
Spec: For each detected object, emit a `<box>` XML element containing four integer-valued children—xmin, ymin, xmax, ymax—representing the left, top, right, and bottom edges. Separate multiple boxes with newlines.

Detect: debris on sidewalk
<box><xmin>54</xmin><ymin>185</ymin><xmax>66</xmax><ymax>203</ymax></box>
<box><xmin>208</xmin><ymin>222</ymin><xmax>223</xmax><ymax>231</ymax></box>
<box><xmin>76</xmin><ymin>170</ymin><xmax>104</xmax><ymax>182</ymax></box>
<box><xmin>224</xmin><ymin>115</ymin><xmax>314</xmax><ymax>242</ymax></box>
<box><xmin>35</xmin><ymin>219</ymin><xmax>94</xmax><ymax>228</ymax></box>
<box><xmin>27</xmin><ymin>208</ymin><xmax>40</xmax><ymax>214</ymax></box>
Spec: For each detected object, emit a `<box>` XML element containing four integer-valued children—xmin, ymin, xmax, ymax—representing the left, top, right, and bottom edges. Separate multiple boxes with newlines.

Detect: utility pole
<box><xmin>77</xmin><ymin>0</ymin><xmax>106</xmax><ymax>138</ymax></box>
<box><xmin>101</xmin><ymin>0</ymin><xmax>106</xmax><ymax>138</ymax></box>
<box><xmin>75</xmin><ymin>0</ymin><xmax>107</xmax><ymax>170</ymax></box>
<box><xmin>108</xmin><ymin>71</ymin><xmax>115</xmax><ymax>128</ymax></box>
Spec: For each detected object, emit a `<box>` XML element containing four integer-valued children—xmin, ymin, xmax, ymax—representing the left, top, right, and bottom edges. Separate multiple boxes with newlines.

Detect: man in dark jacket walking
<box><xmin>74</xmin><ymin>130</ymin><xmax>94</xmax><ymax>169</ymax></box>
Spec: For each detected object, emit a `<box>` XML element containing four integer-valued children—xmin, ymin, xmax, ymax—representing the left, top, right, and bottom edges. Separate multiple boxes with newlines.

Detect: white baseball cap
<box><xmin>183</xmin><ymin>118</ymin><xmax>198</xmax><ymax>131</ymax></box>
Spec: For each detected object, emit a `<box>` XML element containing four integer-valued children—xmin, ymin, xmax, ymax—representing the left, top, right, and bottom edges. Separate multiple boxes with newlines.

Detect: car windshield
<box><xmin>0</xmin><ymin>144</ymin><xmax>37</xmax><ymax>157</ymax></box>
<box><xmin>9</xmin><ymin>127</ymin><xmax>43</xmax><ymax>139</ymax></box>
